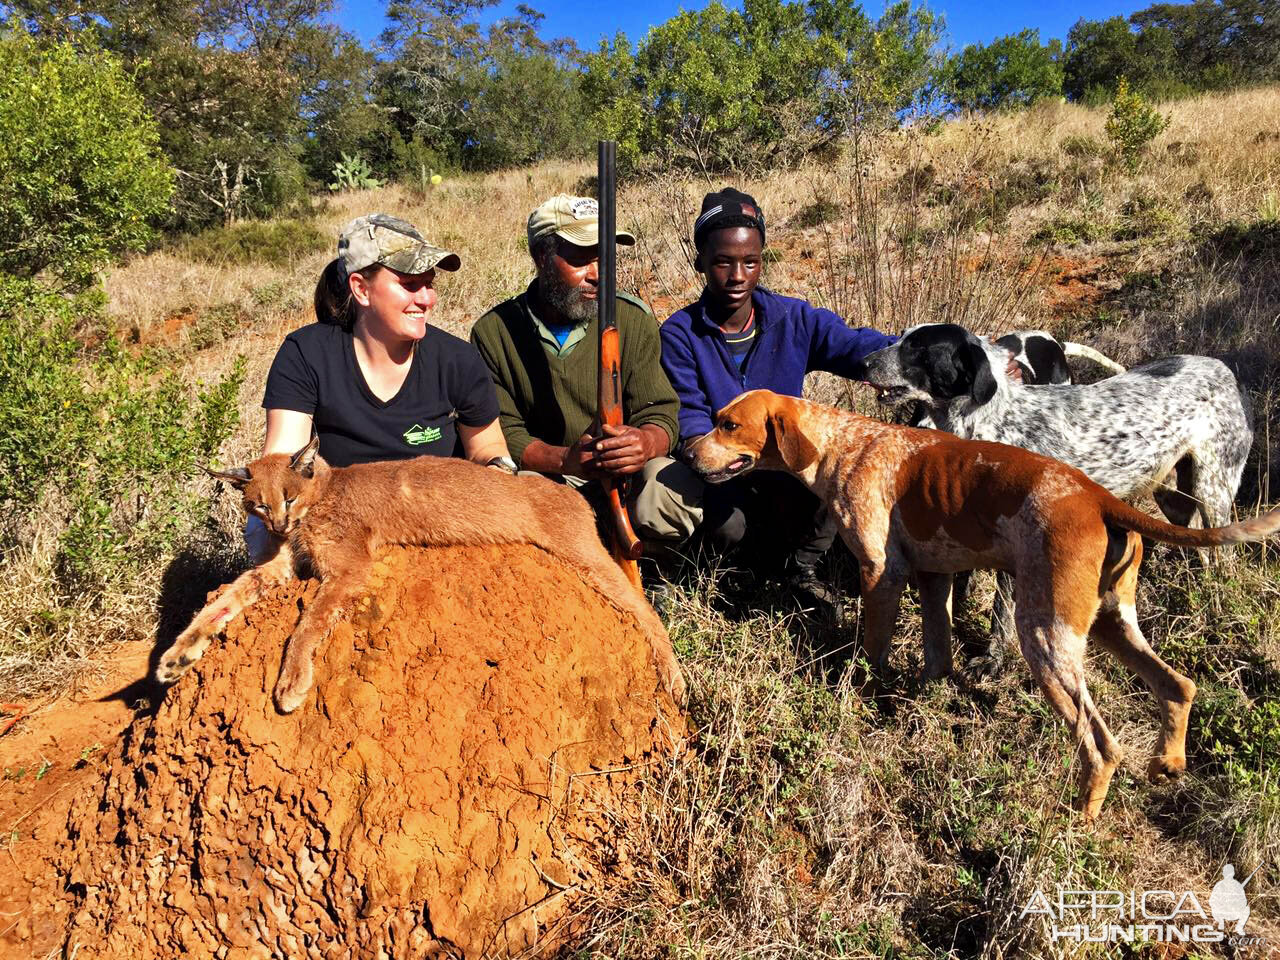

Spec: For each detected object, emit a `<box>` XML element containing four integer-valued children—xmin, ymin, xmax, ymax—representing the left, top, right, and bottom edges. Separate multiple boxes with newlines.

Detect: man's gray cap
<box><xmin>338</xmin><ymin>213</ymin><xmax>461</xmax><ymax>275</ymax></box>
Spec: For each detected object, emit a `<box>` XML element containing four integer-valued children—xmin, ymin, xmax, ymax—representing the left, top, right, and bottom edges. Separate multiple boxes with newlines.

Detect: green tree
<box><xmin>580</xmin><ymin>0</ymin><xmax>941</xmax><ymax>172</ymax></box>
<box><xmin>297</xmin><ymin>30</ymin><xmax>392</xmax><ymax>182</ymax></box>
<box><xmin>464</xmin><ymin>8</ymin><xmax>586</xmax><ymax>167</ymax></box>
<box><xmin>376</xmin><ymin>0</ymin><xmax>494</xmax><ymax>164</ymax></box>
<box><xmin>1064</xmin><ymin>0</ymin><xmax>1278</xmax><ymax>103</ymax></box>
<box><xmin>1132</xmin><ymin>0</ymin><xmax>1280</xmax><ymax>88</ymax></box>
<box><xmin>630</xmin><ymin>1</ymin><xmax>770</xmax><ymax>172</ymax></box>
<box><xmin>1063</xmin><ymin>16</ymin><xmax>1178</xmax><ymax>101</ymax></box>
<box><xmin>375</xmin><ymin>0</ymin><xmax>583</xmax><ymax>170</ymax></box>
<box><xmin>579</xmin><ymin>33</ymin><xmax>645</xmax><ymax>167</ymax></box>
<box><xmin>10</xmin><ymin>0</ymin><xmax>371</xmax><ymax>227</ymax></box>
<box><xmin>0</xmin><ymin>32</ymin><xmax>172</xmax><ymax>285</ymax></box>
<box><xmin>945</xmin><ymin>29</ymin><xmax>1064</xmax><ymax>111</ymax></box>
<box><xmin>809</xmin><ymin>0</ymin><xmax>944</xmax><ymax>128</ymax></box>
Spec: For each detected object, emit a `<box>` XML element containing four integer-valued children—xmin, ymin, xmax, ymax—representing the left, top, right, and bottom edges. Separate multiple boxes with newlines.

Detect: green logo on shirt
<box><xmin>403</xmin><ymin>423</ymin><xmax>443</xmax><ymax>446</ymax></box>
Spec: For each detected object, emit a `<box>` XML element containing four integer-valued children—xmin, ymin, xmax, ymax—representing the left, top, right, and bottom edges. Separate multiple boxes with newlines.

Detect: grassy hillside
<box><xmin>5</xmin><ymin>86</ymin><xmax>1279</xmax><ymax>956</ymax></box>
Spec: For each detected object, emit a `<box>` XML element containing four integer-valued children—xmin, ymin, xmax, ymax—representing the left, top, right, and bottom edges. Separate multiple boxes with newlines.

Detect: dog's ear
<box><xmin>964</xmin><ymin>341</ymin><xmax>997</xmax><ymax>405</ymax></box>
<box><xmin>289</xmin><ymin>436</ymin><xmax>321</xmax><ymax>478</ymax></box>
<box><xmin>769</xmin><ymin>396</ymin><xmax>818</xmax><ymax>472</ymax></box>
<box><xmin>202</xmin><ymin>465</ymin><xmax>251</xmax><ymax>489</ymax></box>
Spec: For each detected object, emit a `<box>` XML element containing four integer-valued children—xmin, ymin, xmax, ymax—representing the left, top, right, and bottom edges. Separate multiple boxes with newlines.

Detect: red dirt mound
<box><xmin>20</xmin><ymin>543</ymin><xmax>680</xmax><ymax>958</ymax></box>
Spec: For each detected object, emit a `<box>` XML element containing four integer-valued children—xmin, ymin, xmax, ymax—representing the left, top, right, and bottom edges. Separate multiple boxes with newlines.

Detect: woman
<box><xmin>249</xmin><ymin>213</ymin><xmax>514</xmax><ymax>558</ymax></box>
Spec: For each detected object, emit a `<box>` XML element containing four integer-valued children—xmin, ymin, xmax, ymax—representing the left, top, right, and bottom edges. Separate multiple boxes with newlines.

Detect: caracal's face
<box><xmin>241</xmin><ymin>455</ymin><xmax>313</xmax><ymax>536</ymax></box>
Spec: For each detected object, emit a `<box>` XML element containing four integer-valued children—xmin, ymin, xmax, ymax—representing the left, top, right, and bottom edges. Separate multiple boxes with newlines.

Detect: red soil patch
<box><xmin>1039</xmin><ymin>255</ymin><xmax>1110</xmax><ymax>319</ymax></box>
<box><xmin>0</xmin><ymin>642</ymin><xmax>151</xmax><ymax>949</ymax></box>
<box><xmin>7</xmin><ymin>543</ymin><xmax>680</xmax><ymax>958</ymax></box>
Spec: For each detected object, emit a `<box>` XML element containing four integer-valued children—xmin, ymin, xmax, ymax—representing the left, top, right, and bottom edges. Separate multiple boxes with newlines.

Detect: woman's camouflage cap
<box><xmin>338</xmin><ymin>213</ymin><xmax>461</xmax><ymax>275</ymax></box>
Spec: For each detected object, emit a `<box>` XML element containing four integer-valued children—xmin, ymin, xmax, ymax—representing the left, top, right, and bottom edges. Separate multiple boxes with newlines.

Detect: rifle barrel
<box><xmin>595</xmin><ymin>140</ymin><xmax>643</xmax><ymax>571</ymax></box>
<box><xmin>598</xmin><ymin>141</ymin><xmax>617</xmax><ymax>331</ymax></box>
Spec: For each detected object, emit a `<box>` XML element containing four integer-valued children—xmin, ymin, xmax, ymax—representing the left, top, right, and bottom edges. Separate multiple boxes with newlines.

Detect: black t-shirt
<box><xmin>262</xmin><ymin>322</ymin><xmax>500</xmax><ymax>467</ymax></box>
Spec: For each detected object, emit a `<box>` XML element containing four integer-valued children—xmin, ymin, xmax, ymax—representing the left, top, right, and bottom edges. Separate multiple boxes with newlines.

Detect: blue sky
<box><xmin>335</xmin><ymin>0</ymin><xmax>1154</xmax><ymax>53</ymax></box>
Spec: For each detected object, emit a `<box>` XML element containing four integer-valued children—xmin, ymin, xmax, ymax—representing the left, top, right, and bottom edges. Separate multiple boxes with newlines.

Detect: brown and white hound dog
<box><xmin>686</xmin><ymin>389</ymin><xmax>1280</xmax><ymax>818</ymax></box>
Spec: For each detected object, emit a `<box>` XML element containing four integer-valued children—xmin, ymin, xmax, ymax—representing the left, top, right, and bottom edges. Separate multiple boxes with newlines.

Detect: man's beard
<box><xmin>539</xmin><ymin>271</ymin><xmax>596</xmax><ymax>324</ymax></box>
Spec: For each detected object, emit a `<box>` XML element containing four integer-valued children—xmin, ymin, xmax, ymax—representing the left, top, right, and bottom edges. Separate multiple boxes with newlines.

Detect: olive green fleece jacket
<box><xmin>469</xmin><ymin>283</ymin><xmax>680</xmax><ymax>464</ymax></box>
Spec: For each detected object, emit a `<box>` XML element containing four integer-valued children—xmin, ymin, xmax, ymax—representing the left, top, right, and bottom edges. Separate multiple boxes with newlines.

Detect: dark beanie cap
<box><xmin>693</xmin><ymin>187</ymin><xmax>766</xmax><ymax>250</ymax></box>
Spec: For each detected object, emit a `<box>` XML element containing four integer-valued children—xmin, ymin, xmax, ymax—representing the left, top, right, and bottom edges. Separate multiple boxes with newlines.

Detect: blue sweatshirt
<box><xmin>659</xmin><ymin>287</ymin><xmax>897</xmax><ymax>441</ymax></box>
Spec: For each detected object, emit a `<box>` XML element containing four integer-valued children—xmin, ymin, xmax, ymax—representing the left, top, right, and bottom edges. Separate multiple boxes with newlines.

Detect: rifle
<box><xmin>596</xmin><ymin>139</ymin><xmax>644</xmax><ymax>589</ymax></box>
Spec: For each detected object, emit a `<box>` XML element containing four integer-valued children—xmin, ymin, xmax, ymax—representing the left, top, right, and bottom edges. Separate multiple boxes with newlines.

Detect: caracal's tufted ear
<box><xmin>202</xmin><ymin>464</ymin><xmax>251</xmax><ymax>489</ymax></box>
<box><xmin>767</xmin><ymin>393</ymin><xmax>818</xmax><ymax>473</ymax></box>
<box><xmin>289</xmin><ymin>436</ymin><xmax>321</xmax><ymax>478</ymax></box>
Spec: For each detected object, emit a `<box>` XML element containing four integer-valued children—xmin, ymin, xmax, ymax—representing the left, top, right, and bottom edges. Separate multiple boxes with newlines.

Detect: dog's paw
<box><xmin>273</xmin><ymin>661</ymin><xmax>313</xmax><ymax>714</ymax></box>
<box><xmin>959</xmin><ymin>652</ymin><xmax>1006</xmax><ymax>681</ymax></box>
<box><xmin>1147</xmin><ymin>754</ymin><xmax>1187</xmax><ymax>783</ymax></box>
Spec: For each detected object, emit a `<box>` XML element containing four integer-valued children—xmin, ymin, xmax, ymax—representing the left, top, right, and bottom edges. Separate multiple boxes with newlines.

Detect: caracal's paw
<box><xmin>155</xmin><ymin>629</ymin><xmax>210</xmax><ymax>684</ymax></box>
<box><xmin>273</xmin><ymin>658</ymin><xmax>314</xmax><ymax>714</ymax></box>
<box><xmin>659</xmin><ymin>657</ymin><xmax>687</xmax><ymax>708</ymax></box>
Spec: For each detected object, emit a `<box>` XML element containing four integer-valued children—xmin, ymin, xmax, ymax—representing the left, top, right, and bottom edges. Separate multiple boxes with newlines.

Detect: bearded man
<box><xmin>470</xmin><ymin>195</ymin><xmax>683</xmax><ymax>528</ymax></box>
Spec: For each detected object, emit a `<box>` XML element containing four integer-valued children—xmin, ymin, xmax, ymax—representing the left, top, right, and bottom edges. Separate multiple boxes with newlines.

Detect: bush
<box><xmin>389</xmin><ymin>132</ymin><xmax>453</xmax><ymax>187</ymax></box>
<box><xmin>1060</xmin><ymin>133</ymin><xmax>1103</xmax><ymax>158</ymax></box>
<box><xmin>1105</xmin><ymin>77</ymin><xmax>1170</xmax><ymax>172</ymax></box>
<box><xmin>182</xmin><ymin>219</ymin><xmax>327</xmax><ymax>266</ymax></box>
<box><xmin>0</xmin><ymin>277</ymin><xmax>244</xmax><ymax>590</ymax></box>
<box><xmin>0</xmin><ymin>33</ymin><xmax>173</xmax><ymax>286</ymax></box>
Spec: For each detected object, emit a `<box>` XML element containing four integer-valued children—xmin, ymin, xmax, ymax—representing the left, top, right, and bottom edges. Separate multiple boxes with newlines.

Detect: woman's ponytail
<box><xmin>313</xmin><ymin>258</ymin><xmax>358</xmax><ymax>332</ymax></box>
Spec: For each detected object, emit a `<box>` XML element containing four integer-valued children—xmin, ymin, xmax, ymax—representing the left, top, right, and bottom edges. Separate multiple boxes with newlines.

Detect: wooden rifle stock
<box><xmin>596</xmin><ymin>140</ymin><xmax>643</xmax><ymax>587</ymax></box>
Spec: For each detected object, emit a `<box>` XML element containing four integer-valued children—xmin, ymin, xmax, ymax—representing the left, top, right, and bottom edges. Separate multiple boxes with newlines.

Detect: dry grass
<box><xmin>571</xmin><ymin>546</ymin><xmax>1280</xmax><ymax>957</ymax></box>
<box><xmin>3</xmin><ymin>85</ymin><xmax>1279</xmax><ymax>956</ymax></box>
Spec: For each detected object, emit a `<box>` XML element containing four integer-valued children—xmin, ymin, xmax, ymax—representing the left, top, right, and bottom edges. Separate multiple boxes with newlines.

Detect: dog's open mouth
<box><xmin>701</xmin><ymin>454</ymin><xmax>754</xmax><ymax>483</ymax></box>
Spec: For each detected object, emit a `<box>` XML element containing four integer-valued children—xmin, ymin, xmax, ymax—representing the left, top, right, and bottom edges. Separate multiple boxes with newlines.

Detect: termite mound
<box><xmin>38</xmin><ymin>543</ymin><xmax>680</xmax><ymax>958</ymax></box>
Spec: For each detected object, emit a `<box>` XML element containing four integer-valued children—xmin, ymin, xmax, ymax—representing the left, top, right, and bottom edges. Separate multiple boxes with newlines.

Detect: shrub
<box><xmin>1060</xmin><ymin>134</ymin><xmax>1103</xmax><ymax>158</ymax></box>
<box><xmin>1031</xmin><ymin>215</ymin><xmax>1109</xmax><ymax>245</ymax></box>
<box><xmin>1105</xmin><ymin>77</ymin><xmax>1170</xmax><ymax>172</ymax></box>
<box><xmin>389</xmin><ymin>132</ymin><xmax>452</xmax><ymax>191</ymax></box>
<box><xmin>795</xmin><ymin>198</ymin><xmax>842</xmax><ymax>228</ymax></box>
<box><xmin>0</xmin><ymin>33</ymin><xmax>173</xmax><ymax>286</ymax></box>
<box><xmin>0</xmin><ymin>277</ymin><xmax>245</xmax><ymax>591</ymax></box>
<box><xmin>182</xmin><ymin>219</ymin><xmax>327</xmax><ymax>266</ymax></box>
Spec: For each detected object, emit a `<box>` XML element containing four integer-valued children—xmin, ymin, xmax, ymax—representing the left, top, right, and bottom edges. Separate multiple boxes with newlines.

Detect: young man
<box><xmin>469</xmin><ymin>194</ymin><xmax>682</xmax><ymax>525</ymax></box>
<box><xmin>652</xmin><ymin>188</ymin><xmax>897</xmax><ymax>610</ymax></box>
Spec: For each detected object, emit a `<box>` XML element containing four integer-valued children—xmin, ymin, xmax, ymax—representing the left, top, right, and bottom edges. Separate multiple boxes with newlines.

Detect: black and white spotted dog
<box><xmin>909</xmin><ymin>329</ymin><xmax>1126</xmax><ymax>429</ymax></box>
<box><xmin>994</xmin><ymin>330</ymin><xmax>1127</xmax><ymax>385</ymax></box>
<box><xmin>864</xmin><ymin>323</ymin><xmax>1254</xmax><ymax>667</ymax></box>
